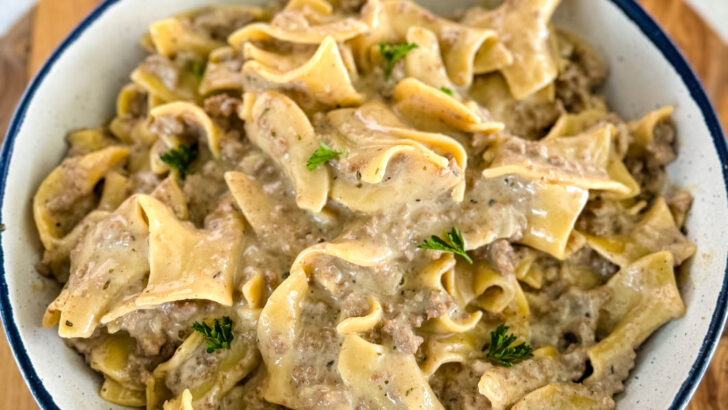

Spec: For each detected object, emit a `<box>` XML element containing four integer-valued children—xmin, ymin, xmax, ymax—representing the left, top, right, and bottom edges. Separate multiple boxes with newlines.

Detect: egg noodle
<box><xmin>32</xmin><ymin>0</ymin><xmax>695</xmax><ymax>408</ymax></box>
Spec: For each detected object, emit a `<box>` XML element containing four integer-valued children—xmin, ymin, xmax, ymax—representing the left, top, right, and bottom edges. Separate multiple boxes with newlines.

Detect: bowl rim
<box><xmin>1</xmin><ymin>0</ymin><xmax>726</xmax><ymax>409</ymax></box>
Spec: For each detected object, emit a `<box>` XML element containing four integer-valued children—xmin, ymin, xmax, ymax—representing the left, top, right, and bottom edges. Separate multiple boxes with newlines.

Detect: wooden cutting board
<box><xmin>0</xmin><ymin>0</ymin><xmax>726</xmax><ymax>409</ymax></box>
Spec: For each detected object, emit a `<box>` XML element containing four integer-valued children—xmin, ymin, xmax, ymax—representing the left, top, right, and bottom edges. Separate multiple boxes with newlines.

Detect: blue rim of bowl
<box><xmin>607</xmin><ymin>3</ymin><xmax>728</xmax><ymax>409</ymax></box>
<box><xmin>0</xmin><ymin>0</ymin><xmax>726</xmax><ymax>409</ymax></box>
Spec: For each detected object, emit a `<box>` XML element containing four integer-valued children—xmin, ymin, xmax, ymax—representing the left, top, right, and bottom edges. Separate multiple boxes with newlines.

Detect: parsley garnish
<box><xmin>160</xmin><ymin>143</ymin><xmax>198</xmax><ymax>179</ymax></box>
<box><xmin>379</xmin><ymin>42</ymin><xmax>418</xmax><ymax>80</ymax></box>
<box><xmin>440</xmin><ymin>86</ymin><xmax>454</xmax><ymax>96</ymax></box>
<box><xmin>485</xmin><ymin>324</ymin><xmax>533</xmax><ymax>367</ymax></box>
<box><xmin>307</xmin><ymin>142</ymin><xmax>345</xmax><ymax>171</ymax></box>
<box><xmin>192</xmin><ymin>316</ymin><xmax>234</xmax><ymax>353</ymax></box>
<box><xmin>190</xmin><ymin>60</ymin><xmax>206</xmax><ymax>80</ymax></box>
<box><xmin>419</xmin><ymin>226</ymin><xmax>472</xmax><ymax>264</ymax></box>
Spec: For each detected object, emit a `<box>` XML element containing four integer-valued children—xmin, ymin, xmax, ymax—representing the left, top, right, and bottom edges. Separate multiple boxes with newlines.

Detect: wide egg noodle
<box><xmin>326</xmin><ymin>101</ymin><xmax>467</xmax><ymax>211</ymax></box>
<box><xmin>403</xmin><ymin>26</ymin><xmax>456</xmax><ymax>90</ymax></box>
<box><xmin>629</xmin><ymin>106</ymin><xmax>675</xmax><ymax>150</ymax></box>
<box><xmin>100</xmin><ymin>377</ymin><xmax>147</xmax><ymax>408</ymax></box>
<box><xmin>256</xmin><ymin>240</ymin><xmax>391</xmax><ymax>408</ymax></box>
<box><xmin>338</xmin><ymin>334</ymin><xmax>444</xmax><ymax>410</ymax></box>
<box><xmin>199</xmin><ymin>46</ymin><xmax>245</xmax><ymax>96</ymax></box>
<box><xmin>151</xmin><ymin>6</ymin><xmax>267</xmax><ymax>57</ymax></box>
<box><xmin>33</xmin><ymin>146</ymin><xmax>129</xmax><ymax>251</ymax></box>
<box><xmin>393</xmin><ymin>77</ymin><xmax>504</xmax><ymax>134</ymax></box>
<box><xmin>462</xmin><ymin>0</ymin><xmax>561</xmax><ymax>99</ymax></box>
<box><xmin>146</xmin><ymin>308</ymin><xmax>260</xmax><ymax>410</ymax></box>
<box><xmin>354</xmin><ymin>0</ymin><xmax>502</xmax><ymax>86</ymax></box>
<box><xmin>585</xmin><ymin>252</ymin><xmax>684</xmax><ymax>393</ymax></box>
<box><xmin>228</xmin><ymin>6</ymin><xmax>368</xmax><ymax>46</ymax></box>
<box><xmin>130</xmin><ymin>57</ymin><xmax>199</xmax><ymax>104</ymax></box>
<box><xmin>149</xmin><ymin>101</ymin><xmax>221</xmax><ymax>159</ymax></box>
<box><xmin>242</xmin><ymin>42</ymin><xmax>315</xmax><ymax>72</ymax></box>
<box><xmin>511</xmin><ymin>383</ymin><xmax>613</xmax><ymax>410</ymax></box>
<box><xmin>415</xmin><ymin>255</ymin><xmax>483</xmax><ymax>334</ymax></box>
<box><xmin>518</xmin><ymin>181</ymin><xmax>589</xmax><ymax>259</ymax></box>
<box><xmin>42</xmin><ymin>196</ymin><xmax>150</xmax><ymax>338</ymax></box>
<box><xmin>239</xmin><ymin>90</ymin><xmax>329</xmax><ymax>212</ymax></box>
<box><xmin>335</xmin><ymin>296</ymin><xmax>384</xmax><ymax>335</ymax></box>
<box><xmin>32</xmin><ymin>1</ymin><xmax>697</xmax><ymax>408</ymax></box>
<box><xmin>127</xmin><ymin>195</ymin><xmax>244</xmax><ymax>309</ymax></box>
<box><xmin>482</xmin><ymin>124</ymin><xmax>629</xmax><ymax>194</ymax></box>
<box><xmin>149</xmin><ymin>17</ymin><xmax>226</xmax><ymax>58</ymax></box>
<box><xmin>583</xmin><ymin>197</ymin><xmax>696</xmax><ymax>267</ymax></box>
<box><xmin>544</xmin><ymin>109</ymin><xmax>641</xmax><ymax>200</ymax></box>
<box><xmin>468</xmin><ymin>72</ymin><xmax>558</xmax><ymax>140</ymax></box>
<box><xmin>242</xmin><ymin>36</ymin><xmax>364</xmax><ymax>108</ymax></box>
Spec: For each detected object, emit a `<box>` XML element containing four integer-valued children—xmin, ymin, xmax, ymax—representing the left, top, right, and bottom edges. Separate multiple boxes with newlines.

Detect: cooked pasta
<box><xmin>32</xmin><ymin>0</ymin><xmax>695</xmax><ymax>409</ymax></box>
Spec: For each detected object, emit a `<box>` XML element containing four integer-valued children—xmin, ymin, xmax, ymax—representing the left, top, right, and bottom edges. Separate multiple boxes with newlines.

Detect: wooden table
<box><xmin>0</xmin><ymin>0</ymin><xmax>726</xmax><ymax>409</ymax></box>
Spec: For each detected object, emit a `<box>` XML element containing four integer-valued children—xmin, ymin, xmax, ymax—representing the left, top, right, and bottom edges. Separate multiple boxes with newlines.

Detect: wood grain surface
<box><xmin>0</xmin><ymin>1</ymin><xmax>726</xmax><ymax>409</ymax></box>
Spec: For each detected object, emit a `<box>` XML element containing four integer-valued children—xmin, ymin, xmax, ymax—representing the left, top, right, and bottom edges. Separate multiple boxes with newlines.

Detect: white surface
<box><xmin>684</xmin><ymin>0</ymin><xmax>728</xmax><ymax>42</ymax></box>
<box><xmin>0</xmin><ymin>0</ymin><xmax>35</xmax><ymax>35</ymax></box>
<box><xmin>1</xmin><ymin>0</ymin><xmax>727</xmax><ymax>409</ymax></box>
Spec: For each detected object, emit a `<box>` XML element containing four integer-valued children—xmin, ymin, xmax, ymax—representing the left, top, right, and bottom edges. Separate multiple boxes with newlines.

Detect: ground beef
<box><xmin>183</xmin><ymin>159</ymin><xmax>228</xmax><ymax>227</ymax></box>
<box><xmin>575</xmin><ymin>247</ymin><xmax>618</xmax><ymax>279</ymax></box>
<box><xmin>646</xmin><ymin>120</ymin><xmax>677</xmax><ymax>168</ymax></box>
<box><xmin>430</xmin><ymin>362</ymin><xmax>492</xmax><ymax>410</ymax></box>
<box><xmin>426</xmin><ymin>290</ymin><xmax>453</xmax><ymax>319</ymax></box>
<box><xmin>625</xmin><ymin>155</ymin><xmax>666</xmax><ymax>200</ymax></box>
<box><xmin>150</xmin><ymin>114</ymin><xmax>185</xmax><ymax>137</ymax></box>
<box><xmin>529</xmin><ymin>287</ymin><xmax>611</xmax><ymax>351</ymax></box>
<box><xmin>624</xmin><ymin>119</ymin><xmax>676</xmax><ymax>201</ymax></box>
<box><xmin>130</xmin><ymin>171</ymin><xmax>163</xmax><ymax>194</ymax></box>
<box><xmin>576</xmin><ymin>198</ymin><xmax>638</xmax><ymax>237</ymax></box>
<box><xmin>666</xmin><ymin>188</ymin><xmax>693</xmax><ymax>228</ymax></box>
<box><xmin>128</xmin><ymin>90</ymin><xmax>148</xmax><ymax>118</ymax></box>
<box><xmin>338</xmin><ymin>291</ymin><xmax>369</xmax><ymax>318</ymax></box>
<box><xmin>45</xmin><ymin>158</ymin><xmax>94</xmax><ymax>212</ymax></box>
<box><xmin>487</xmin><ymin>239</ymin><xmax>519</xmax><ymax>275</ymax></box>
<box><xmin>203</xmin><ymin>94</ymin><xmax>241</xmax><ymax>118</ymax></box>
<box><xmin>109</xmin><ymin>301</ymin><xmax>215</xmax><ymax>356</ymax></box>
<box><xmin>67</xmin><ymin>331</ymin><xmax>174</xmax><ymax>391</ymax></box>
<box><xmin>556</xmin><ymin>35</ymin><xmax>608</xmax><ymax>113</ymax></box>
<box><xmin>220</xmin><ymin>371</ymin><xmax>284</xmax><ymax>410</ymax></box>
<box><xmin>191</xmin><ymin>6</ymin><xmax>260</xmax><ymax>41</ymax></box>
<box><xmin>509</xmin><ymin>100</ymin><xmax>563</xmax><ymax>140</ymax></box>
<box><xmin>381</xmin><ymin>313</ymin><xmax>424</xmax><ymax>354</ymax></box>
<box><xmin>478</xmin><ymin>353</ymin><xmax>582</xmax><ymax>409</ymax></box>
<box><xmin>338</xmin><ymin>0</ymin><xmax>367</xmax><ymax>13</ymax></box>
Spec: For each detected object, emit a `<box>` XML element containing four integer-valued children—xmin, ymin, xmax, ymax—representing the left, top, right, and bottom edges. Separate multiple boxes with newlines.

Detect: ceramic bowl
<box><xmin>1</xmin><ymin>0</ymin><xmax>726</xmax><ymax>408</ymax></box>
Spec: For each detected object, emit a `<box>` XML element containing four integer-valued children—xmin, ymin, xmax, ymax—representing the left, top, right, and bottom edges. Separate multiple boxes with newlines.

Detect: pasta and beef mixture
<box><xmin>33</xmin><ymin>0</ymin><xmax>697</xmax><ymax>408</ymax></box>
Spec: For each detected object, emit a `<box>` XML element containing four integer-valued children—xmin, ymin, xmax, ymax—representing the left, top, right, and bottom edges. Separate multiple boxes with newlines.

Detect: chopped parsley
<box><xmin>440</xmin><ymin>86</ymin><xmax>455</xmax><ymax>96</ymax></box>
<box><xmin>418</xmin><ymin>226</ymin><xmax>472</xmax><ymax>264</ymax></box>
<box><xmin>189</xmin><ymin>60</ymin><xmax>206</xmax><ymax>80</ymax></box>
<box><xmin>307</xmin><ymin>141</ymin><xmax>345</xmax><ymax>171</ymax></box>
<box><xmin>379</xmin><ymin>42</ymin><xmax>418</xmax><ymax>79</ymax></box>
<box><xmin>485</xmin><ymin>324</ymin><xmax>534</xmax><ymax>367</ymax></box>
<box><xmin>192</xmin><ymin>316</ymin><xmax>234</xmax><ymax>353</ymax></box>
<box><xmin>160</xmin><ymin>143</ymin><xmax>198</xmax><ymax>179</ymax></box>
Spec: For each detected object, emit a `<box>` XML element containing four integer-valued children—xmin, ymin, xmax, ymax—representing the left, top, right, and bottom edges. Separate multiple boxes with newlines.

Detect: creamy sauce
<box><xmin>32</xmin><ymin>1</ymin><xmax>695</xmax><ymax>409</ymax></box>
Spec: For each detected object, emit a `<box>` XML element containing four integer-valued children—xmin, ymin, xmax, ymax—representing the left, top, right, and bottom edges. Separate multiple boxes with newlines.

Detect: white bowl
<box><xmin>1</xmin><ymin>0</ymin><xmax>726</xmax><ymax>409</ymax></box>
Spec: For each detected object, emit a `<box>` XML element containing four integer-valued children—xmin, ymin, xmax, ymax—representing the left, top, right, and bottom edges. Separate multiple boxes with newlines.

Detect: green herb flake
<box><xmin>190</xmin><ymin>60</ymin><xmax>206</xmax><ymax>80</ymax></box>
<box><xmin>485</xmin><ymin>324</ymin><xmax>534</xmax><ymax>367</ymax></box>
<box><xmin>418</xmin><ymin>226</ymin><xmax>472</xmax><ymax>264</ymax></box>
<box><xmin>160</xmin><ymin>143</ymin><xmax>198</xmax><ymax>179</ymax></box>
<box><xmin>192</xmin><ymin>316</ymin><xmax>234</xmax><ymax>353</ymax></box>
<box><xmin>307</xmin><ymin>141</ymin><xmax>345</xmax><ymax>171</ymax></box>
<box><xmin>378</xmin><ymin>42</ymin><xmax>418</xmax><ymax>80</ymax></box>
<box><xmin>440</xmin><ymin>86</ymin><xmax>455</xmax><ymax>96</ymax></box>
